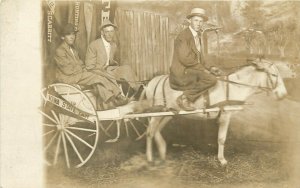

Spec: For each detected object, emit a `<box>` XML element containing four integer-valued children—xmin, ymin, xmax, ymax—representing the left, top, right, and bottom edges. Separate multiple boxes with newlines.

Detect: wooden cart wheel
<box><xmin>102</xmin><ymin>85</ymin><xmax>149</xmax><ymax>142</ymax></box>
<box><xmin>40</xmin><ymin>83</ymin><xmax>99</xmax><ymax>168</ymax></box>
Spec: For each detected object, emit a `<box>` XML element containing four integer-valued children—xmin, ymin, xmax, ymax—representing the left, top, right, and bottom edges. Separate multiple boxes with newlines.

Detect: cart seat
<box><xmin>72</xmin><ymin>84</ymin><xmax>94</xmax><ymax>92</ymax></box>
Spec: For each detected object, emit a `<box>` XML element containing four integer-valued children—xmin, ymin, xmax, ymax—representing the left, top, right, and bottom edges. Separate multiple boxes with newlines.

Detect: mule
<box><xmin>144</xmin><ymin>59</ymin><xmax>287</xmax><ymax>165</ymax></box>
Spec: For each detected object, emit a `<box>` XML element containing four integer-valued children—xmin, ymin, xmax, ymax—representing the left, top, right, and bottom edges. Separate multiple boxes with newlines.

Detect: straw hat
<box><xmin>186</xmin><ymin>8</ymin><xmax>208</xmax><ymax>21</ymax></box>
<box><xmin>99</xmin><ymin>19</ymin><xmax>118</xmax><ymax>30</ymax></box>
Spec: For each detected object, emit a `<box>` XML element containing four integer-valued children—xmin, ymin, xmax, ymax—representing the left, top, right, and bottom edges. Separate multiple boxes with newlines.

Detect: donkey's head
<box><xmin>252</xmin><ymin>59</ymin><xmax>287</xmax><ymax>99</ymax></box>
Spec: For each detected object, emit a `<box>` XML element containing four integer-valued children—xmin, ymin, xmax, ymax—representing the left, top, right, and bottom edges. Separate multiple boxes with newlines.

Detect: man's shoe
<box><xmin>114</xmin><ymin>95</ymin><xmax>129</xmax><ymax>106</ymax></box>
<box><xmin>176</xmin><ymin>95</ymin><xmax>196</xmax><ymax>111</ymax></box>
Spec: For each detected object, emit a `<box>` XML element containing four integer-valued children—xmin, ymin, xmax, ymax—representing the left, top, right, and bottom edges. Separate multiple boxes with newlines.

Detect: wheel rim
<box><xmin>41</xmin><ymin>83</ymin><xmax>99</xmax><ymax>168</ymax></box>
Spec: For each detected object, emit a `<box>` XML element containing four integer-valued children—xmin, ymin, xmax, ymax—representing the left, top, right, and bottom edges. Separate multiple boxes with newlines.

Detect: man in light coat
<box><xmin>85</xmin><ymin>19</ymin><xmax>139</xmax><ymax>93</ymax></box>
<box><xmin>54</xmin><ymin>23</ymin><xmax>127</xmax><ymax>109</ymax></box>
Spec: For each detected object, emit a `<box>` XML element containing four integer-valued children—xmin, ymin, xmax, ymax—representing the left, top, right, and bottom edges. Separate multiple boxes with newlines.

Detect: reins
<box><xmin>217</xmin><ymin>62</ymin><xmax>279</xmax><ymax>91</ymax></box>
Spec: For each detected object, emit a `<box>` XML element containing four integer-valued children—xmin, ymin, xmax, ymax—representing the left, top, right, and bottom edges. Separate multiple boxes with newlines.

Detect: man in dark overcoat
<box><xmin>54</xmin><ymin>23</ymin><xmax>128</xmax><ymax>109</ymax></box>
<box><xmin>169</xmin><ymin>8</ymin><xmax>220</xmax><ymax>111</ymax></box>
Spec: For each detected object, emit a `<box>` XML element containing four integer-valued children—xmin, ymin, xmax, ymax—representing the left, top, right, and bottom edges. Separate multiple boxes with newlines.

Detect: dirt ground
<box><xmin>45</xmin><ymin>92</ymin><xmax>300</xmax><ymax>188</ymax></box>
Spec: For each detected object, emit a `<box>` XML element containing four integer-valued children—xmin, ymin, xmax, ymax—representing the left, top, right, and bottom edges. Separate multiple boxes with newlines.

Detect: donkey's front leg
<box><xmin>146</xmin><ymin>117</ymin><xmax>160</xmax><ymax>162</ymax></box>
<box><xmin>217</xmin><ymin>112</ymin><xmax>231</xmax><ymax>165</ymax></box>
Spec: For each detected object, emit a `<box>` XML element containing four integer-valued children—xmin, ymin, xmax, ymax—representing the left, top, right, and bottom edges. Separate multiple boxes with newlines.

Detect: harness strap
<box><xmin>217</xmin><ymin>78</ymin><xmax>271</xmax><ymax>91</ymax></box>
<box><xmin>161</xmin><ymin>76</ymin><xmax>169</xmax><ymax>107</ymax></box>
<box><xmin>152</xmin><ymin>76</ymin><xmax>168</xmax><ymax>106</ymax></box>
<box><xmin>226</xmin><ymin>75</ymin><xmax>229</xmax><ymax>101</ymax></box>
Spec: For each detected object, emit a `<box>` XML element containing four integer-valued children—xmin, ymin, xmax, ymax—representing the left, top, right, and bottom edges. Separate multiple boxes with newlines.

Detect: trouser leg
<box><xmin>78</xmin><ymin>71</ymin><xmax>120</xmax><ymax>102</ymax></box>
<box><xmin>183</xmin><ymin>70</ymin><xmax>217</xmax><ymax>102</ymax></box>
<box><xmin>108</xmin><ymin>65</ymin><xmax>140</xmax><ymax>91</ymax></box>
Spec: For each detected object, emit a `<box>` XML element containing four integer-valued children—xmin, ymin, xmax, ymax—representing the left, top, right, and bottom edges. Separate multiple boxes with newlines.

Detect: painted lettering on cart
<box><xmin>46</xmin><ymin>93</ymin><xmax>90</xmax><ymax>120</ymax></box>
<box><xmin>48</xmin><ymin>94</ymin><xmax>59</xmax><ymax>105</ymax></box>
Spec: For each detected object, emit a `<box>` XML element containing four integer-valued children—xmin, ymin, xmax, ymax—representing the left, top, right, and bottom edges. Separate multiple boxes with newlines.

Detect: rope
<box><xmin>217</xmin><ymin>78</ymin><xmax>272</xmax><ymax>91</ymax></box>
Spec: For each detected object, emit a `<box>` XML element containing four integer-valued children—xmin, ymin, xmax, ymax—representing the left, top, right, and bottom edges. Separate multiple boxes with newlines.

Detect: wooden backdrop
<box><xmin>115</xmin><ymin>9</ymin><xmax>172</xmax><ymax>81</ymax></box>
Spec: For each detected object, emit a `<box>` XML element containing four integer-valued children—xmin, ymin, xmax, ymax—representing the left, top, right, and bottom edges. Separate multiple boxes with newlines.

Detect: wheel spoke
<box><xmin>59</xmin><ymin>114</ymin><xmax>65</xmax><ymax>125</ymax></box>
<box><xmin>98</xmin><ymin>121</ymin><xmax>111</xmax><ymax>137</ymax></box>
<box><xmin>129</xmin><ymin>120</ymin><xmax>141</xmax><ymax>137</ymax></box>
<box><xmin>75</xmin><ymin>94</ymin><xmax>84</xmax><ymax>108</ymax></box>
<box><xmin>43</xmin><ymin>129</ymin><xmax>55</xmax><ymax>137</ymax></box>
<box><xmin>87</xmin><ymin>133</ymin><xmax>96</xmax><ymax>137</ymax></box>
<box><xmin>44</xmin><ymin>132</ymin><xmax>58</xmax><ymax>152</ymax></box>
<box><xmin>105</xmin><ymin>120</ymin><xmax>116</xmax><ymax>132</ymax></box>
<box><xmin>125</xmin><ymin>121</ymin><xmax>129</xmax><ymax>137</ymax></box>
<box><xmin>53</xmin><ymin>133</ymin><xmax>62</xmax><ymax>165</ymax></box>
<box><xmin>65</xmin><ymin>117</ymin><xmax>78</xmax><ymax>126</ymax></box>
<box><xmin>65</xmin><ymin>129</ymin><xmax>93</xmax><ymax>149</ymax></box>
<box><xmin>40</xmin><ymin>111</ymin><xmax>57</xmax><ymax>124</ymax></box>
<box><xmin>136</xmin><ymin>132</ymin><xmax>146</xmax><ymax>141</ymax></box>
<box><xmin>43</xmin><ymin>123</ymin><xmax>56</xmax><ymax>127</ymax></box>
<box><xmin>51</xmin><ymin>110</ymin><xmax>60</xmax><ymax>125</ymax></box>
<box><xmin>134</xmin><ymin>118</ymin><xmax>149</xmax><ymax>128</ymax></box>
<box><xmin>61</xmin><ymin>131</ymin><xmax>70</xmax><ymax>168</ymax></box>
<box><xmin>66</xmin><ymin>126</ymin><xmax>97</xmax><ymax>133</ymax></box>
<box><xmin>65</xmin><ymin>132</ymin><xmax>84</xmax><ymax>163</ymax></box>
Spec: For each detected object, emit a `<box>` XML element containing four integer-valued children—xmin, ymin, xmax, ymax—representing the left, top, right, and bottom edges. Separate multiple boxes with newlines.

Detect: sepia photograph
<box><xmin>1</xmin><ymin>0</ymin><xmax>300</xmax><ymax>187</ymax></box>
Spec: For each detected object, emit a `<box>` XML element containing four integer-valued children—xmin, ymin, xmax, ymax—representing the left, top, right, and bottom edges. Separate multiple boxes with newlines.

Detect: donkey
<box><xmin>144</xmin><ymin>59</ymin><xmax>287</xmax><ymax>165</ymax></box>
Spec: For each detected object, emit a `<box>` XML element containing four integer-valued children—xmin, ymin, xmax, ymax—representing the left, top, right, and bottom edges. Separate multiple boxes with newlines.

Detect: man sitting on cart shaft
<box><xmin>54</xmin><ymin>23</ymin><xmax>128</xmax><ymax>109</ymax></box>
<box><xmin>85</xmin><ymin>19</ymin><xmax>140</xmax><ymax>93</ymax></box>
<box><xmin>169</xmin><ymin>8</ymin><xmax>221</xmax><ymax>111</ymax></box>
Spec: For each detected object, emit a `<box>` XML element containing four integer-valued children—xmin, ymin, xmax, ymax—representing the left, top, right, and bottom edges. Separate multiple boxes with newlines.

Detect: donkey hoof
<box><xmin>147</xmin><ymin>161</ymin><xmax>155</xmax><ymax>166</ymax></box>
<box><xmin>155</xmin><ymin>160</ymin><xmax>166</xmax><ymax>166</ymax></box>
<box><xmin>219</xmin><ymin>159</ymin><xmax>228</xmax><ymax>166</ymax></box>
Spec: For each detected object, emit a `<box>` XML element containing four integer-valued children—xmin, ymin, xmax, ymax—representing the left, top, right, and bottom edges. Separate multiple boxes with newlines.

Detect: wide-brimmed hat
<box><xmin>99</xmin><ymin>19</ymin><xmax>118</xmax><ymax>30</ymax></box>
<box><xmin>62</xmin><ymin>23</ymin><xmax>78</xmax><ymax>36</ymax></box>
<box><xmin>186</xmin><ymin>8</ymin><xmax>208</xmax><ymax>21</ymax></box>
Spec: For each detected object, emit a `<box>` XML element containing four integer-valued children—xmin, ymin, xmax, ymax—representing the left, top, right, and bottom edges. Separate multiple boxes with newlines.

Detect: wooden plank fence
<box><xmin>115</xmin><ymin>9</ymin><xmax>171</xmax><ymax>81</ymax></box>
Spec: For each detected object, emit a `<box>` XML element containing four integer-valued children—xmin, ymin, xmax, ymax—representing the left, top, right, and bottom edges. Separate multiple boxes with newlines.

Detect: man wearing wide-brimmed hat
<box><xmin>169</xmin><ymin>8</ymin><xmax>219</xmax><ymax>111</ymax></box>
<box><xmin>85</xmin><ymin>19</ymin><xmax>139</xmax><ymax>97</ymax></box>
<box><xmin>54</xmin><ymin>23</ymin><xmax>128</xmax><ymax>109</ymax></box>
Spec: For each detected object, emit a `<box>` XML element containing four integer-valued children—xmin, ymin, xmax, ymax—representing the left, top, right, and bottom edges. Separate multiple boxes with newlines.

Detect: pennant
<box><xmin>46</xmin><ymin>0</ymin><xmax>55</xmax><ymax>42</ymax></box>
<box><xmin>44</xmin><ymin>87</ymin><xmax>95</xmax><ymax>123</ymax></box>
<box><xmin>74</xmin><ymin>1</ymin><xmax>80</xmax><ymax>31</ymax></box>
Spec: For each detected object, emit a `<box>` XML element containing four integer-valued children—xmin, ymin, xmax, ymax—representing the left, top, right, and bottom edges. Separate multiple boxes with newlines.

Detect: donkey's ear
<box><xmin>251</xmin><ymin>59</ymin><xmax>265</xmax><ymax>71</ymax></box>
<box><xmin>257</xmin><ymin>54</ymin><xmax>265</xmax><ymax>61</ymax></box>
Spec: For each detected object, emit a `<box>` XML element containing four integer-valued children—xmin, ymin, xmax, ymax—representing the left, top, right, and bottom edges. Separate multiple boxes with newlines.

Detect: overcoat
<box><xmin>54</xmin><ymin>42</ymin><xmax>121</xmax><ymax>102</ymax></box>
<box><xmin>169</xmin><ymin>28</ymin><xmax>213</xmax><ymax>90</ymax></box>
<box><xmin>54</xmin><ymin>42</ymin><xmax>85</xmax><ymax>84</ymax></box>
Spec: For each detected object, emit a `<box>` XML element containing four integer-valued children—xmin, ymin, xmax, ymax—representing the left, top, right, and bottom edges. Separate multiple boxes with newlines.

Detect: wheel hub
<box><xmin>56</xmin><ymin>123</ymin><xmax>64</xmax><ymax>130</ymax></box>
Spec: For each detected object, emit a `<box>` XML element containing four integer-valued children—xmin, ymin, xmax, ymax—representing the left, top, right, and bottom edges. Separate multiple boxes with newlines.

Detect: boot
<box><xmin>176</xmin><ymin>94</ymin><xmax>196</xmax><ymax>111</ymax></box>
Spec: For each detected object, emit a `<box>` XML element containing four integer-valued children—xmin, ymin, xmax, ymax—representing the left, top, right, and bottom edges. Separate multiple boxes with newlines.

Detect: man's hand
<box><xmin>109</xmin><ymin>60</ymin><xmax>119</xmax><ymax>66</ymax></box>
<box><xmin>210</xmin><ymin>66</ymin><xmax>222</xmax><ymax>76</ymax></box>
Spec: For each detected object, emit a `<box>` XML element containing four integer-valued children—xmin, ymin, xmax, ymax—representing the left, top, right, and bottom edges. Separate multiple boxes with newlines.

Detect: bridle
<box><xmin>218</xmin><ymin>62</ymin><xmax>279</xmax><ymax>92</ymax></box>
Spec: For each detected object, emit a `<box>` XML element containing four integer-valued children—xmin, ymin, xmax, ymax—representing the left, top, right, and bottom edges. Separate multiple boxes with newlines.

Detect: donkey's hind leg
<box><xmin>154</xmin><ymin>117</ymin><xmax>172</xmax><ymax>161</ymax></box>
<box><xmin>217</xmin><ymin>112</ymin><xmax>231</xmax><ymax>166</ymax></box>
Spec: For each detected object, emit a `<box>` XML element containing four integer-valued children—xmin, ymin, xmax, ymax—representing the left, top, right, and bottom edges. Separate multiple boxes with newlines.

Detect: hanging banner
<box><xmin>74</xmin><ymin>1</ymin><xmax>80</xmax><ymax>31</ymax></box>
<box><xmin>84</xmin><ymin>2</ymin><xmax>94</xmax><ymax>42</ymax></box>
<box><xmin>47</xmin><ymin>0</ymin><xmax>55</xmax><ymax>42</ymax></box>
<box><xmin>101</xmin><ymin>0</ymin><xmax>111</xmax><ymax>21</ymax></box>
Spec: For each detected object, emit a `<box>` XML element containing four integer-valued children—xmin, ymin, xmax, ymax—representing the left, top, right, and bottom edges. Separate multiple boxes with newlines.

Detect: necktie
<box><xmin>70</xmin><ymin>47</ymin><xmax>76</xmax><ymax>59</ymax></box>
<box><xmin>194</xmin><ymin>34</ymin><xmax>201</xmax><ymax>52</ymax></box>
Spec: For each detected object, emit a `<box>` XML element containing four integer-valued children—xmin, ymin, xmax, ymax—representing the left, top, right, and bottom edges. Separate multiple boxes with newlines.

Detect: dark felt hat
<box><xmin>62</xmin><ymin>23</ymin><xmax>78</xmax><ymax>36</ymax></box>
